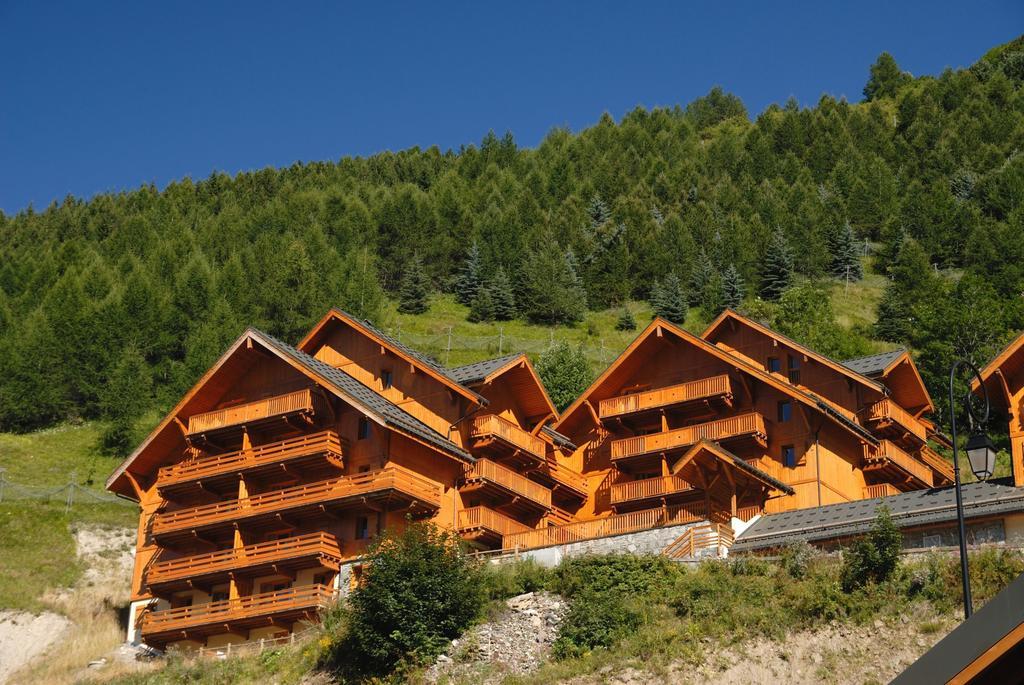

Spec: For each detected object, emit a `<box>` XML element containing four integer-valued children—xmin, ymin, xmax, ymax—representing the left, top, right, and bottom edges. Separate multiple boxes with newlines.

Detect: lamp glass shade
<box><xmin>965</xmin><ymin>431</ymin><xmax>996</xmax><ymax>481</ymax></box>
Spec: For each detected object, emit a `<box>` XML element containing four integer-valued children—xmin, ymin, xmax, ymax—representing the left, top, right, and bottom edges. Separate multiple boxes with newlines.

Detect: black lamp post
<box><xmin>948</xmin><ymin>359</ymin><xmax>998</xmax><ymax>620</ymax></box>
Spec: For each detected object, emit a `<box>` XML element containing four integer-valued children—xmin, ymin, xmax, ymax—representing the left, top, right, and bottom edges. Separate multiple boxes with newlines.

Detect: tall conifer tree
<box><xmin>397</xmin><ymin>255</ymin><xmax>430</xmax><ymax>315</ymax></box>
<box><xmin>760</xmin><ymin>229</ymin><xmax>795</xmax><ymax>301</ymax></box>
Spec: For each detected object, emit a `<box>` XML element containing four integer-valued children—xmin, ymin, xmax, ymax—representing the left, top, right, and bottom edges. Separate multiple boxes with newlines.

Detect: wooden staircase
<box><xmin>662</xmin><ymin>522</ymin><xmax>735</xmax><ymax>560</ymax></box>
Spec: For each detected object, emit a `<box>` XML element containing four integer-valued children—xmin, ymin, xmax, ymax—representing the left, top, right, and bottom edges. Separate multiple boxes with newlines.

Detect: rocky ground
<box><xmin>0</xmin><ymin>611</ymin><xmax>71</xmax><ymax>684</ymax></box>
<box><xmin>426</xmin><ymin>591</ymin><xmax>568</xmax><ymax>684</ymax></box>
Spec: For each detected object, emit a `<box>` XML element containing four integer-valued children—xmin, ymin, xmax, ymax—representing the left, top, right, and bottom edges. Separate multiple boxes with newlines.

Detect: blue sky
<box><xmin>1</xmin><ymin>2</ymin><xmax>1020</xmax><ymax>214</ymax></box>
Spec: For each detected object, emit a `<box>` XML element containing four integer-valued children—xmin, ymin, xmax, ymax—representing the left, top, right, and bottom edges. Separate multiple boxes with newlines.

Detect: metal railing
<box><xmin>599</xmin><ymin>375</ymin><xmax>732</xmax><ymax>419</ymax></box>
<box><xmin>152</xmin><ymin>464</ymin><xmax>441</xmax><ymax>536</ymax></box>
<box><xmin>502</xmin><ymin>501</ymin><xmax>707</xmax><ymax>550</ymax></box>
<box><xmin>462</xmin><ymin>459</ymin><xmax>551</xmax><ymax>508</ymax></box>
<box><xmin>470</xmin><ymin>414</ymin><xmax>547</xmax><ymax>461</ymax></box>
<box><xmin>187</xmin><ymin>388</ymin><xmax>321</xmax><ymax>435</ymax></box>
<box><xmin>610</xmin><ymin>412</ymin><xmax>767</xmax><ymax>461</ymax></box>
<box><xmin>610</xmin><ymin>475</ymin><xmax>691</xmax><ymax>504</ymax></box>
<box><xmin>147</xmin><ymin>532</ymin><xmax>342</xmax><ymax>586</ymax></box>
<box><xmin>157</xmin><ymin>431</ymin><xmax>346</xmax><ymax>491</ymax></box>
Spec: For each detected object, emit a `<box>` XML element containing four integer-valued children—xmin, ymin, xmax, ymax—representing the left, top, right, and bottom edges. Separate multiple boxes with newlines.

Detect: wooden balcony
<box><xmin>457</xmin><ymin>506</ymin><xmax>532</xmax><ymax>547</ymax></box>
<box><xmin>460</xmin><ymin>459</ymin><xmax>551</xmax><ymax>512</ymax></box>
<box><xmin>863</xmin><ymin>440</ymin><xmax>933</xmax><ymax>487</ymax></box>
<box><xmin>187</xmin><ymin>388</ymin><xmax>326</xmax><ymax>437</ymax></box>
<box><xmin>599</xmin><ymin>375</ymin><xmax>733</xmax><ymax>420</ymax></box>
<box><xmin>469</xmin><ymin>414</ymin><xmax>547</xmax><ymax>465</ymax></box>
<box><xmin>863</xmin><ymin>483</ymin><xmax>901</xmax><ymax>499</ymax></box>
<box><xmin>865</xmin><ymin>399</ymin><xmax>927</xmax><ymax>445</ymax></box>
<box><xmin>146</xmin><ymin>533</ymin><xmax>343</xmax><ymax>594</ymax></box>
<box><xmin>151</xmin><ymin>465</ymin><xmax>441</xmax><ymax>543</ymax></box>
<box><xmin>610</xmin><ymin>475</ymin><xmax>693</xmax><ymax>508</ymax></box>
<box><xmin>157</xmin><ymin>431</ymin><xmax>346</xmax><ymax>499</ymax></box>
<box><xmin>735</xmin><ymin>505</ymin><xmax>763</xmax><ymax>522</ymax></box>
<box><xmin>502</xmin><ymin>501</ymin><xmax>707</xmax><ymax>551</ymax></box>
<box><xmin>140</xmin><ymin>584</ymin><xmax>335</xmax><ymax>647</ymax></box>
<box><xmin>918</xmin><ymin>446</ymin><xmax>955</xmax><ymax>485</ymax></box>
<box><xmin>530</xmin><ymin>458</ymin><xmax>588</xmax><ymax>501</ymax></box>
<box><xmin>610</xmin><ymin>413</ymin><xmax>767</xmax><ymax>467</ymax></box>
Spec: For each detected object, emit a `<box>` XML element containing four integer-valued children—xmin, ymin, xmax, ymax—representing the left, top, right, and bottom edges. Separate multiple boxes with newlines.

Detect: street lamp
<box><xmin>948</xmin><ymin>359</ymin><xmax>994</xmax><ymax>619</ymax></box>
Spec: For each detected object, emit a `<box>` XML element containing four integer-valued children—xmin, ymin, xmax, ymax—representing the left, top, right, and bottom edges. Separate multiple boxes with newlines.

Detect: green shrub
<box><xmin>779</xmin><ymin>540</ymin><xmax>816</xmax><ymax>579</ymax></box>
<box><xmin>480</xmin><ymin>558</ymin><xmax>553</xmax><ymax>600</ymax></box>
<box><xmin>321</xmin><ymin>522</ymin><xmax>484</xmax><ymax>680</ymax></box>
<box><xmin>841</xmin><ymin>506</ymin><xmax>902</xmax><ymax>591</ymax></box>
<box><xmin>552</xmin><ymin>590</ymin><xmax>643</xmax><ymax>659</ymax></box>
<box><xmin>553</xmin><ymin>553</ymin><xmax>679</xmax><ymax>598</ymax></box>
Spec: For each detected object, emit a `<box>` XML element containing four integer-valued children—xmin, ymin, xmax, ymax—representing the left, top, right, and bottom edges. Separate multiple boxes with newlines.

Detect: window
<box><xmin>313</xmin><ymin>572</ymin><xmax>330</xmax><ymax>587</ymax></box>
<box><xmin>355</xmin><ymin>516</ymin><xmax>370</xmax><ymax>540</ymax></box>
<box><xmin>777</xmin><ymin>400</ymin><xmax>792</xmax><ymax>423</ymax></box>
<box><xmin>381</xmin><ymin>369</ymin><xmax>393</xmax><ymax>390</ymax></box>
<box><xmin>171</xmin><ymin>594</ymin><xmax>193</xmax><ymax>609</ymax></box>
<box><xmin>782</xmin><ymin>445</ymin><xmax>797</xmax><ymax>468</ymax></box>
<box><xmin>261</xmin><ymin>581</ymin><xmax>290</xmax><ymax>594</ymax></box>
<box><xmin>767</xmin><ymin>357</ymin><xmax>782</xmax><ymax>374</ymax></box>
<box><xmin>211</xmin><ymin>590</ymin><xmax>229</xmax><ymax>603</ymax></box>
<box><xmin>358</xmin><ymin>464</ymin><xmax>370</xmax><ymax>474</ymax></box>
<box><xmin>787</xmin><ymin>355</ymin><xmax>801</xmax><ymax>384</ymax></box>
<box><xmin>358</xmin><ymin>417</ymin><xmax>370</xmax><ymax>440</ymax></box>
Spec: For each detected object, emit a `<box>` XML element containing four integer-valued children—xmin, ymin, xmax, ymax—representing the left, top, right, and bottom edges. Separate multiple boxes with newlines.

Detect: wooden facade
<box><xmin>107</xmin><ymin>310</ymin><xmax>585</xmax><ymax>651</ymax></box>
<box><xmin>553</xmin><ymin>311</ymin><xmax>955</xmax><ymax>528</ymax></box>
<box><xmin>977</xmin><ymin>331</ymin><xmax>1024</xmax><ymax>488</ymax></box>
<box><xmin>109</xmin><ymin>307</ymin><xmax>961</xmax><ymax>651</ymax></box>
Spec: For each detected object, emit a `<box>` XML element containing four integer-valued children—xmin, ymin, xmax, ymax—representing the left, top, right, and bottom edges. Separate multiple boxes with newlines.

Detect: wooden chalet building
<box><xmin>977</xmin><ymin>330</ymin><xmax>1024</xmax><ymax>489</ymax></box>
<box><xmin>552</xmin><ymin>310</ymin><xmax>956</xmax><ymax>529</ymax></box>
<box><xmin>107</xmin><ymin>310</ymin><xmax>585</xmax><ymax>652</ymax></box>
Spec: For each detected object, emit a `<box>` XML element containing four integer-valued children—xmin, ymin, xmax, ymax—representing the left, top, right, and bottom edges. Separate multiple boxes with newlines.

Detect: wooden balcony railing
<box><xmin>863</xmin><ymin>440</ymin><xmax>933</xmax><ymax>486</ymax></box>
<box><xmin>457</xmin><ymin>506</ymin><xmax>532</xmax><ymax>538</ymax></box>
<box><xmin>917</xmin><ymin>446</ymin><xmax>956</xmax><ymax>483</ymax></box>
<box><xmin>610</xmin><ymin>475</ymin><xmax>692</xmax><ymax>505</ymax></box>
<box><xmin>141</xmin><ymin>584</ymin><xmax>335</xmax><ymax>636</ymax></box>
<box><xmin>599</xmin><ymin>375</ymin><xmax>732</xmax><ymax>419</ymax></box>
<box><xmin>470</xmin><ymin>415</ymin><xmax>546</xmax><ymax>461</ymax></box>
<box><xmin>152</xmin><ymin>465</ymin><xmax>441</xmax><ymax>537</ymax></box>
<box><xmin>157</xmin><ymin>431</ymin><xmax>346</xmax><ymax>492</ymax></box>
<box><xmin>187</xmin><ymin>388</ymin><xmax>320</xmax><ymax>435</ymax></box>
<box><xmin>863</xmin><ymin>483</ymin><xmax>901</xmax><ymax>499</ymax></box>
<box><xmin>146</xmin><ymin>533</ymin><xmax>342</xmax><ymax>587</ymax></box>
<box><xmin>663</xmin><ymin>522</ymin><xmax>735</xmax><ymax>560</ymax></box>
<box><xmin>866</xmin><ymin>399</ymin><xmax>928</xmax><ymax>443</ymax></box>
<box><xmin>462</xmin><ymin>459</ymin><xmax>552</xmax><ymax>509</ymax></box>
<box><xmin>546</xmin><ymin>505</ymin><xmax>577</xmax><ymax>526</ymax></box>
<box><xmin>610</xmin><ymin>412</ymin><xmax>767</xmax><ymax>461</ymax></box>
<box><xmin>502</xmin><ymin>501</ymin><xmax>707</xmax><ymax>551</ymax></box>
<box><xmin>543</xmin><ymin>459</ymin><xmax>588</xmax><ymax>497</ymax></box>
<box><xmin>735</xmin><ymin>505</ymin><xmax>763</xmax><ymax>522</ymax></box>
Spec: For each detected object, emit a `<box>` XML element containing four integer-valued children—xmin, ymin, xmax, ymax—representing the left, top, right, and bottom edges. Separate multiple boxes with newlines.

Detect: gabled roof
<box><xmin>671</xmin><ymin>441</ymin><xmax>794</xmax><ymax>496</ymax></box>
<box><xmin>841</xmin><ymin>349</ymin><xmax>907</xmax><ymax>377</ymax></box>
<box><xmin>107</xmin><ymin>327</ymin><xmax>472</xmax><ymax>499</ymax></box>
<box><xmin>702</xmin><ymin>309</ymin><xmax>886</xmax><ymax>394</ymax></box>
<box><xmin>975</xmin><ymin>330</ymin><xmax>1024</xmax><ymax>410</ymax></box>
<box><xmin>449</xmin><ymin>354</ymin><xmax>523</xmax><ymax>385</ymax></box>
<box><xmin>732</xmin><ymin>478</ymin><xmax>1024</xmax><ymax>552</ymax></box>
<box><xmin>298</xmin><ymin>309</ymin><xmax>486</xmax><ymax>405</ymax></box>
<box><xmin>554</xmin><ymin>317</ymin><xmax>877</xmax><ymax>447</ymax></box>
<box><xmin>541</xmin><ymin>425</ymin><xmax>577</xmax><ymax>451</ymax></box>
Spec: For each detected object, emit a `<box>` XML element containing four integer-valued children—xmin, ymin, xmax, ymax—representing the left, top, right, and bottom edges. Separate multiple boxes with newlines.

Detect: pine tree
<box><xmin>455</xmin><ymin>242</ymin><xmax>482</xmax><ymax>306</ymax></box>
<box><xmin>654</xmin><ymin>272</ymin><xmax>687</xmax><ymax>324</ymax></box>
<box><xmin>467</xmin><ymin>285</ymin><xmax>495</xmax><ymax>323</ymax></box>
<box><xmin>490</xmin><ymin>267</ymin><xmax>516</xmax><ymax>321</ymax></box>
<box><xmin>536</xmin><ymin>341</ymin><xmax>591</xmax><ymax>411</ymax></box>
<box><xmin>397</xmin><ymin>255</ymin><xmax>430</xmax><ymax>315</ymax></box>
<box><xmin>688</xmin><ymin>250</ymin><xmax>714</xmax><ymax>306</ymax></box>
<box><xmin>874</xmin><ymin>283</ymin><xmax>912</xmax><ymax>343</ymax></box>
<box><xmin>615</xmin><ymin>307</ymin><xmax>637</xmax><ymax>331</ymax></box>
<box><xmin>720</xmin><ymin>264</ymin><xmax>745</xmax><ymax>310</ymax></box>
<box><xmin>863</xmin><ymin>52</ymin><xmax>912</xmax><ymax>101</ymax></box>
<box><xmin>828</xmin><ymin>220</ymin><xmax>863</xmax><ymax>281</ymax></box>
<box><xmin>99</xmin><ymin>346</ymin><xmax>152</xmax><ymax>456</ymax></box>
<box><xmin>519</xmin><ymin>245</ymin><xmax>587</xmax><ymax>325</ymax></box>
<box><xmin>648</xmin><ymin>279</ymin><xmax>666</xmax><ymax>319</ymax></box>
<box><xmin>760</xmin><ymin>229</ymin><xmax>795</xmax><ymax>301</ymax></box>
<box><xmin>587</xmin><ymin>194</ymin><xmax>611</xmax><ymax>228</ymax></box>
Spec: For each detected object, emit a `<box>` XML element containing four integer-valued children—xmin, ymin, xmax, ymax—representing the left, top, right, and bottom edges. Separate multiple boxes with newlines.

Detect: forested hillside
<box><xmin>1</xmin><ymin>38</ymin><xmax>1022</xmax><ymax>447</ymax></box>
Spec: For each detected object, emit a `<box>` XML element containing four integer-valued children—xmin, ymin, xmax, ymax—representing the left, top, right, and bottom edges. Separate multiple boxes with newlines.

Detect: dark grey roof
<box><xmin>330</xmin><ymin>309</ymin><xmax>486</xmax><ymax>404</ymax></box>
<box><xmin>841</xmin><ymin>349</ymin><xmax>906</xmax><ymax>377</ymax></box>
<box><xmin>449</xmin><ymin>354</ymin><xmax>523</xmax><ymax>385</ymax></box>
<box><xmin>733</xmin><ymin>478</ymin><xmax>1024</xmax><ymax>552</ymax></box>
<box><xmin>812</xmin><ymin>397</ymin><xmax>878</xmax><ymax>444</ymax></box>
<box><xmin>254</xmin><ymin>328</ymin><xmax>474</xmax><ymax>464</ymax></box>
<box><xmin>892</xmin><ymin>569</ymin><xmax>1024</xmax><ymax>683</ymax></box>
<box><xmin>541</xmin><ymin>425</ymin><xmax>577</xmax><ymax>451</ymax></box>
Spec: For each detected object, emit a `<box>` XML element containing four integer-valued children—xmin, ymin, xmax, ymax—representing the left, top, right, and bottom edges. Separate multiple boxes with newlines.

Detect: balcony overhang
<box><xmin>671</xmin><ymin>440</ymin><xmax>794</xmax><ymax>502</ymax></box>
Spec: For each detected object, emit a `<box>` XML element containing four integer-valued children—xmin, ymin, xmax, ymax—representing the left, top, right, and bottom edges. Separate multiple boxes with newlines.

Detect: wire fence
<box><xmin>384</xmin><ymin>325</ymin><xmax>624</xmax><ymax>367</ymax></box>
<box><xmin>0</xmin><ymin>468</ymin><xmax>135</xmax><ymax>513</ymax></box>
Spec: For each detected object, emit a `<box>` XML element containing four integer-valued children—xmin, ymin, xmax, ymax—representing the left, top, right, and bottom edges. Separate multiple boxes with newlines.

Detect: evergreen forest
<box><xmin>1</xmin><ymin>38</ymin><xmax>1023</xmax><ymax>449</ymax></box>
